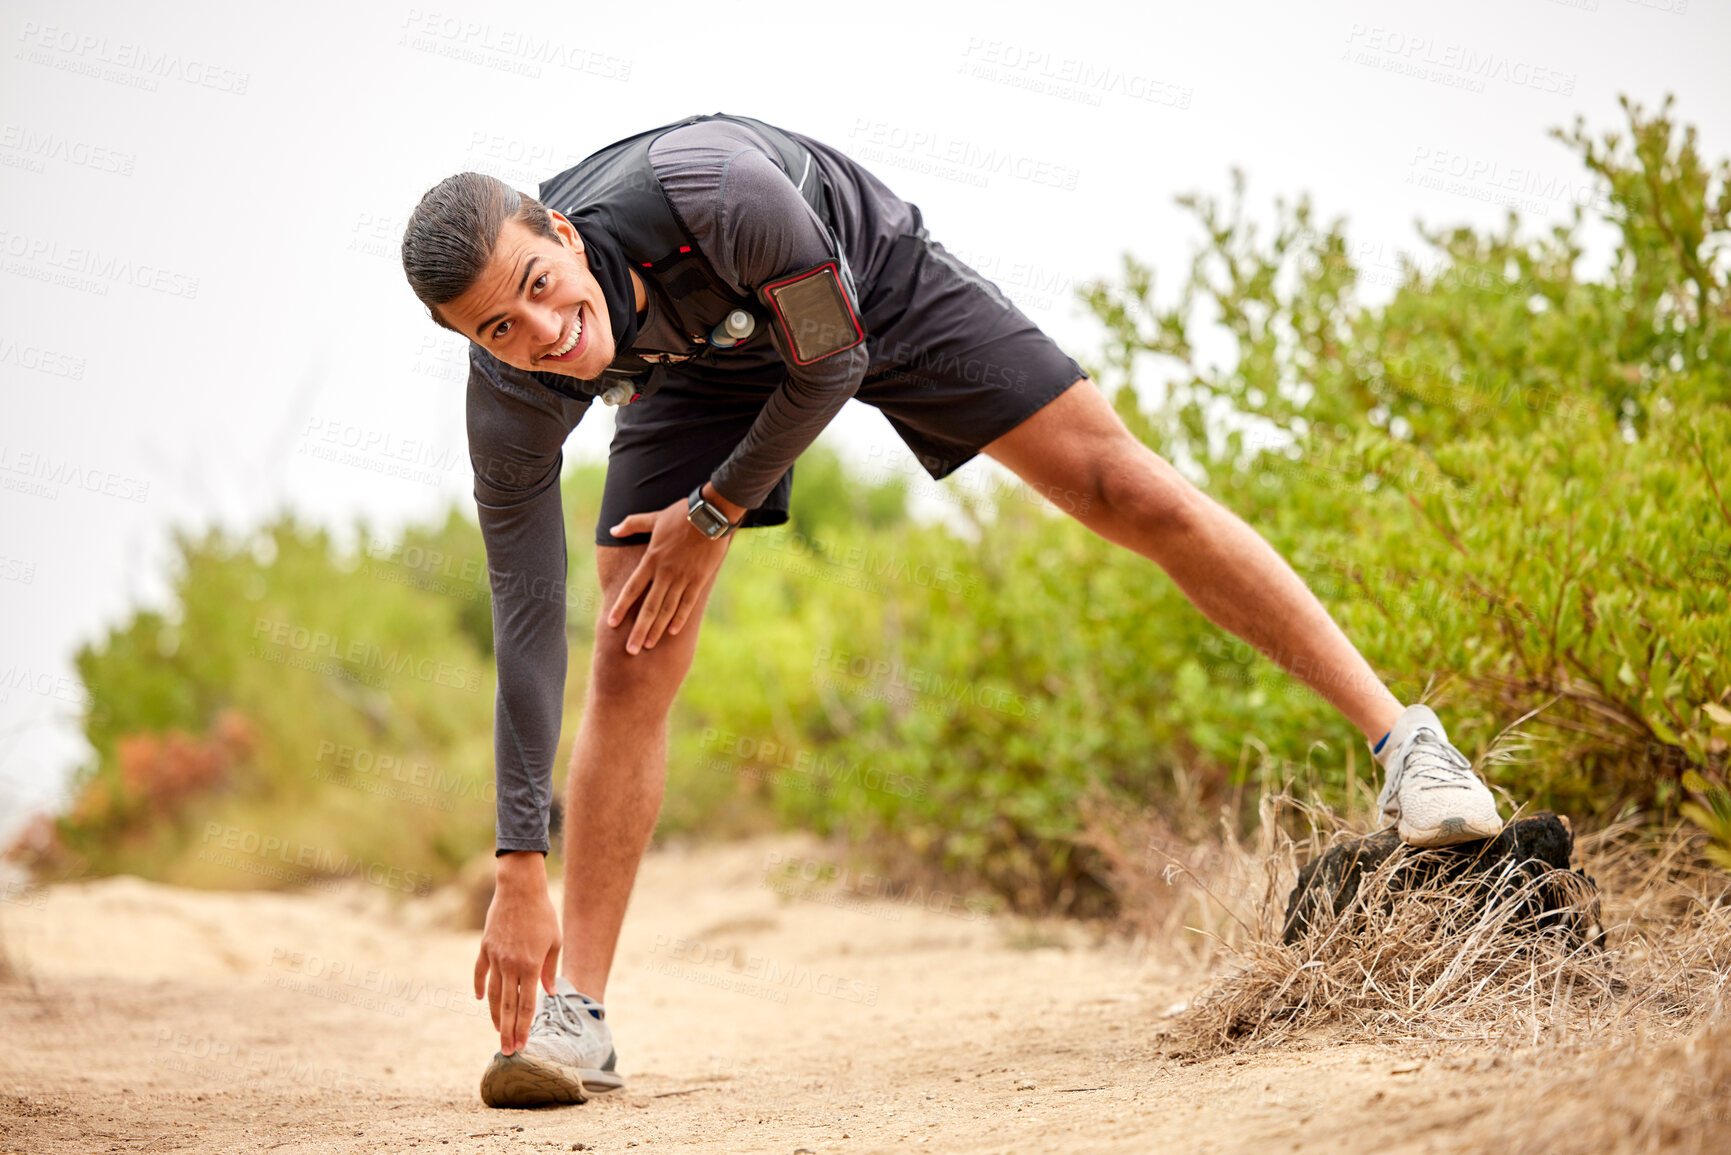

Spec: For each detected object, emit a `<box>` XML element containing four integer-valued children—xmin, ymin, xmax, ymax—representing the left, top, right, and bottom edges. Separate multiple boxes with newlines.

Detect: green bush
<box><xmin>63</xmin><ymin>510</ymin><xmax>502</xmax><ymax>887</ymax></box>
<box><xmin>55</xmin><ymin>95</ymin><xmax>1730</xmax><ymax>907</ymax></box>
<box><xmin>670</xmin><ymin>93</ymin><xmax>1729</xmax><ymax>902</ymax></box>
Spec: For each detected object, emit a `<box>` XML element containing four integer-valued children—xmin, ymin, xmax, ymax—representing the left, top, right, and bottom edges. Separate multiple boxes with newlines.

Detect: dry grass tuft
<box><xmin>1084</xmin><ymin>793</ymin><xmax>1731</xmax><ymax>1060</ymax></box>
<box><xmin>1492</xmin><ymin>1012</ymin><xmax>1731</xmax><ymax>1155</ymax></box>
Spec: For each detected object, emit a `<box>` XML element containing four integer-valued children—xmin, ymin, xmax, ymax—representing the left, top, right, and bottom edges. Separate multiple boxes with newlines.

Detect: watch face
<box><xmin>689</xmin><ymin>502</ymin><xmax>729</xmax><ymax>538</ymax></box>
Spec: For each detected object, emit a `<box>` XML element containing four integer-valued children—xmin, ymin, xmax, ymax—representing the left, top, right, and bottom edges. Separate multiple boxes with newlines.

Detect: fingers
<box><xmin>498</xmin><ymin>969</ymin><xmax>519</xmax><ymax>1056</ymax></box>
<box><xmin>608</xmin><ymin>512</ymin><xmax>656</xmax><ymax>538</ymax></box>
<box><xmin>473</xmin><ymin>946</ymin><xmax>489</xmax><ymax>1003</ymax></box>
<box><xmin>666</xmin><ymin>583</ymin><xmax>701</xmax><ymax>638</ymax></box>
<box><xmin>641</xmin><ymin>581</ymin><xmax>688</xmax><ymax>650</ymax></box>
<box><xmin>540</xmin><ymin>944</ymin><xmax>560</xmax><ymax>998</ymax></box>
<box><xmin>608</xmin><ymin>556</ymin><xmax>652</xmax><ymax>630</ymax></box>
<box><xmin>486</xmin><ymin>958</ymin><xmax>505</xmax><ymax>1047</ymax></box>
<box><xmin>510</xmin><ymin>967</ymin><xmax>538</xmax><ymax>1053</ymax></box>
<box><xmin>625</xmin><ymin>577</ymin><xmax>672</xmax><ymax>655</ymax></box>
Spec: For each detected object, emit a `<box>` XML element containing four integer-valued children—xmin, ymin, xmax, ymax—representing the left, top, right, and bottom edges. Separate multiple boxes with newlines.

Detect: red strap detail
<box><xmin>678</xmin><ymin>245</ymin><xmax>691</xmax><ymax>253</ymax></box>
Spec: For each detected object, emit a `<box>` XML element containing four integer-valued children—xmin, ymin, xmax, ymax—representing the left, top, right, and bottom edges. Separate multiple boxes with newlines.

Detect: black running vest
<box><xmin>533</xmin><ymin>113</ymin><xmax>843</xmax><ymax>402</ymax></box>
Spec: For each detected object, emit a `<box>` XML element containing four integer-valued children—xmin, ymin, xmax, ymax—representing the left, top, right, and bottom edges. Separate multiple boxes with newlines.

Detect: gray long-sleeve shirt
<box><xmin>468</xmin><ymin>118</ymin><xmax>916</xmax><ymax>853</ymax></box>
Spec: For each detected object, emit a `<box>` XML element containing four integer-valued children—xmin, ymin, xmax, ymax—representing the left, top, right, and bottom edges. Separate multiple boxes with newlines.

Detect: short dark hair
<box><xmin>401</xmin><ymin>172</ymin><xmax>559</xmax><ymax>332</ymax></box>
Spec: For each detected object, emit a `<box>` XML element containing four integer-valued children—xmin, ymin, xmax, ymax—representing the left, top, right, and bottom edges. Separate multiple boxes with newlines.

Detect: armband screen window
<box><xmin>758</xmin><ymin>262</ymin><xmax>865</xmax><ymax>365</ymax></box>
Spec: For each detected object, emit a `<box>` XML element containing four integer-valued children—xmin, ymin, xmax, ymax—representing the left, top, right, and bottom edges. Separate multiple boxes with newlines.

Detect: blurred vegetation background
<box><xmin>16</xmin><ymin>96</ymin><xmax>1728</xmax><ymax>913</ymax></box>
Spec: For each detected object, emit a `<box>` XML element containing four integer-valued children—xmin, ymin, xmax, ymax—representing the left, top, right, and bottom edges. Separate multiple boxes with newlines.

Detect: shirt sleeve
<box><xmin>654</xmin><ymin>132</ymin><xmax>869</xmax><ymax>510</ymax></box>
<box><xmin>465</xmin><ymin>345</ymin><xmax>591</xmax><ymax>854</ymax></box>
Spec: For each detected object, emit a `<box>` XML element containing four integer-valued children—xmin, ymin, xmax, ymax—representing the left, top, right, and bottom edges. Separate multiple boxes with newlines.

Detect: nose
<box><xmin>524</xmin><ymin>301</ymin><xmax>564</xmax><ymax>349</ymax></box>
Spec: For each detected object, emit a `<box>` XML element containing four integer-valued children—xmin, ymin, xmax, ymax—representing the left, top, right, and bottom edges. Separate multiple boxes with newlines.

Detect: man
<box><xmin>399</xmin><ymin>112</ymin><xmax>1503</xmax><ymax>1109</ymax></box>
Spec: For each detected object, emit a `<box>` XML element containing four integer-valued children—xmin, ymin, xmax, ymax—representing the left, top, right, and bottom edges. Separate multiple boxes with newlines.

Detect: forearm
<box><xmin>707</xmin><ymin>345</ymin><xmax>866</xmax><ymax>510</ymax></box>
<box><xmin>479</xmin><ymin>479</ymin><xmax>572</xmax><ymax>853</ymax></box>
<box><xmin>468</xmin><ymin>346</ymin><xmax>591</xmax><ymax>852</ymax></box>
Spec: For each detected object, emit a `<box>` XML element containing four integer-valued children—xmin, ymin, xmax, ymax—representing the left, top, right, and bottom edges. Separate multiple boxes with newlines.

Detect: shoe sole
<box><xmin>480</xmin><ymin>1052</ymin><xmax>625</xmax><ymax>1109</ymax></box>
<box><xmin>1399</xmin><ymin>814</ymin><xmax>1505</xmax><ymax>848</ymax></box>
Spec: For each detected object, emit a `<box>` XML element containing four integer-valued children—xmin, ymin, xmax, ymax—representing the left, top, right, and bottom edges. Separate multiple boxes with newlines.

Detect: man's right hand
<box><xmin>473</xmin><ymin>851</ymin><xmax>561</xmax><ymax>1056</ymax></box>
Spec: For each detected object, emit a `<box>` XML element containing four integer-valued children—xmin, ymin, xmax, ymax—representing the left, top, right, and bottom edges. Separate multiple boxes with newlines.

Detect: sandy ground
<box><xmin>0</xmin><ymin>835</ymin><xmax>1565</xmax><ymax>1154</ymax></box>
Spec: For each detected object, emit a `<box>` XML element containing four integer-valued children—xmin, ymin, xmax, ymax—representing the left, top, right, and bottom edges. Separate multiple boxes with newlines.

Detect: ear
<box><xmin>548</xmin><ymin>210</ymin><xmax>583</xmax><ymax>254</ymax></box>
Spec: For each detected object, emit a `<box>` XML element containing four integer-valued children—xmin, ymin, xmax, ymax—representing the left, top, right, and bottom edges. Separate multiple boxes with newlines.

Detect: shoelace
<box><xmin>1399</xmin><ymin>728</ymin><xmax>1477</xmax><ymax>792</ymax></box>
<box><xmin>532</xmin><ymin>991</ymin><xmax>599</xmax><ymax>1040</ymax></box>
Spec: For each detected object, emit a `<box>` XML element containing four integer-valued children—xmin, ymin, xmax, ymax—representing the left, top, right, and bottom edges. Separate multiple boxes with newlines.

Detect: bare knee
<box><xmin>587</xmin><ymin>617</ymin><xmax>697</xmax><ymax>718</ymax></box>
<box><xmin>585</xmin><ymin>547</ymin><xmax>701</xmax><ymax>718</ymax></box>
<box><xmin>1080</xmin><ymin>441</ymin><xmax>1203</xmax><ymax>541</ymax></box>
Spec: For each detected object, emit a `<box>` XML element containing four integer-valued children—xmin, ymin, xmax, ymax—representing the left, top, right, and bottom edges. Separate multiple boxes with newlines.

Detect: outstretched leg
<box><xmin>560</xmin><ymin>539</ymin><xmax>729</xmax><ymax>999</ymax></box>
<box><xmin>983</xmin><ymin>378</ymin><xmax>1405</xmax><ymax>743</ymax></box>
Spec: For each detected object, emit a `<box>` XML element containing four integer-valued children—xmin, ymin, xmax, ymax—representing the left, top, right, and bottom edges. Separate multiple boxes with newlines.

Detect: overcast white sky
<box><xmin>2</xmin><ymin>0</ymin><xmax>1727</xmax><ymax>834</ymax></box>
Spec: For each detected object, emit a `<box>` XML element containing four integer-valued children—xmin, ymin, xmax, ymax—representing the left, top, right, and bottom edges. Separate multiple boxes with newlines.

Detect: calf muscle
<box><xmin>559</xmin><ymin>542</ymin><xmax>726</xmax><ymax>999</ymax></box>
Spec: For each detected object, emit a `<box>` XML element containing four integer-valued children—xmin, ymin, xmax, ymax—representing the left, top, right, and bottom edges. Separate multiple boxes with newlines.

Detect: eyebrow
<box><xmin>472</xmin><ymin>256</ymin><xmax>542</xmax><ymax>340</ymax></box>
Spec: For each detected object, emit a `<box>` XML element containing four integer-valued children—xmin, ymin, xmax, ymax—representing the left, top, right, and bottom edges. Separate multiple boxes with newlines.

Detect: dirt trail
<box><xmin>2</xmin><ymin>835</ymin><xmax>1536</xmax><ymax>1153</ymax></box>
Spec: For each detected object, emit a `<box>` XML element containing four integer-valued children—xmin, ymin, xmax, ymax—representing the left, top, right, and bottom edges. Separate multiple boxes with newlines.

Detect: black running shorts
<box><xmin>596</xmin><ymin>230</ymin><xmax>1086</xmax><ymax>546</ymax></box>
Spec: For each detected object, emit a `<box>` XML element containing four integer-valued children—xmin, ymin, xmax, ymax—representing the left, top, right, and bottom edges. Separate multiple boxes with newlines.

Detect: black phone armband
<box><xmin>756</xmin><ymin>261</ymin><xmax>865</xmax><ymax>365</ymax></box>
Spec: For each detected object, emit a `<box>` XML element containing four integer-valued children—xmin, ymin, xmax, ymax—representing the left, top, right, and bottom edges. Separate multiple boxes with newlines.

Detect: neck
<box><xmin>628</xmin><ymin>269</ymin><xmax>647</xmax><ymax>317</ymax></box>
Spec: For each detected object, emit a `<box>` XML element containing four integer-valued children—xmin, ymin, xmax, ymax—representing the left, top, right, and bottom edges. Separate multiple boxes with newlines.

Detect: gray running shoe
<box><xmin>480</xmin><ymin>977</ymin><xmax>625</xmax><ymax>1108</ymax></box>
<box><xmin>1376</xmin><ymin>704</ymin><xmax>1504</xmax><ymax>847</ymax></box>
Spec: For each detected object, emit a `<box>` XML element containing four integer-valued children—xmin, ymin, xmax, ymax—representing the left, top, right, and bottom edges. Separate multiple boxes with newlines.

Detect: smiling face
<box><xmin>436</xmin><ymin>211</ymin><xmax>618</xmax><ymax>380</ymax></box>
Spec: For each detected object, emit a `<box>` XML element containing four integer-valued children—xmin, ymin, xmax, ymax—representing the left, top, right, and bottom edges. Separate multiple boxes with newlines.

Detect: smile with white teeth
<box><xmin>547</xmin><ymin>309</ymin><xmax>583</xmax><ymax>358</ymax></box>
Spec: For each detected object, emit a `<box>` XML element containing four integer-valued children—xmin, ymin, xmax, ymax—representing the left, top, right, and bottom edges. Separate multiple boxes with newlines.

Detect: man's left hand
<box><xmin>607</xmin><ymin>487</ymin><xmax>739</xmax><ymax>654</ymax></box>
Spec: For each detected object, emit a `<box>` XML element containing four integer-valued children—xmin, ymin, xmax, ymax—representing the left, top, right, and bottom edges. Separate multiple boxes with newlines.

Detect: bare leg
<box><xmin>559</xmin><ymin>539</ymin><xmax>728</xmax><ymax>1000</ymax></box>
<box><xmin>984</xmin><ymin>379</ymin><xmax>1404</xmax><ymax>743</ymax></box>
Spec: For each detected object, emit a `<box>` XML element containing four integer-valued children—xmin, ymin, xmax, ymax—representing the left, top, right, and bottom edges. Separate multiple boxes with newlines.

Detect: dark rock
<box><xmin>1281</xmin><ymin>812</ymin><xmax>1603</xmax><ymax>947</ymax></box>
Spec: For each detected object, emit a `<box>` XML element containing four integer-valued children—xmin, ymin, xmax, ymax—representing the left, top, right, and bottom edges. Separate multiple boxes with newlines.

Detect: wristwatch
<box><xmin>687</xmin><ymin>485</ymin><xmax>736</xmax><ymax>539</ymax></box>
